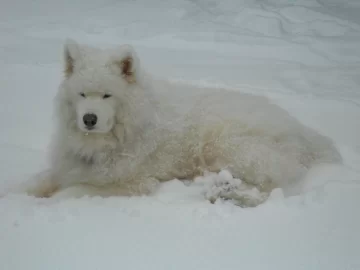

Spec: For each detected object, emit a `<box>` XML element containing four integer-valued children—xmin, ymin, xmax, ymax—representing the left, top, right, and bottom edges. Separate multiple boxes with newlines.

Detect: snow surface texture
<box><xmin>0</xmin><ymin>0</ymin><xmax>360</xmax><ymax>269</ymax></box>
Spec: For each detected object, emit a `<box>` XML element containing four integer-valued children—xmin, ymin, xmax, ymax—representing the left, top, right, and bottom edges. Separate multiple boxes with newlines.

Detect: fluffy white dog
<box><xmin>20</xmin><ymin>39</ymin><xmax>341</xmax><ymax>207</ymax></box>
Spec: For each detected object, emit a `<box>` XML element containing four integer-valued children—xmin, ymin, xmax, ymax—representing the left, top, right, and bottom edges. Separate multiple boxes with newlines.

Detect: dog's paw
<box><xmin>21</xmin><ymin>171</ymin><xmax>58</xmax><ymax>198</ymax></box>
<box><xmin>203</xmin><ymin>170</ymin><xmax>269</xmax><ymax>207</ymax></box>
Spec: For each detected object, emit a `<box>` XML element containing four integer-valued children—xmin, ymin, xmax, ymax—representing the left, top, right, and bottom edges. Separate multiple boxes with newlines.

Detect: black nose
<box><xmin>83</xmin><ymin>113</ymin><xmax>97</xmax><ymax>128</ymax></box>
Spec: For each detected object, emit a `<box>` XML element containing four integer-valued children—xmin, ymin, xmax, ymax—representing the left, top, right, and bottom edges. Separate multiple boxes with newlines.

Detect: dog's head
<box><xmin>61</xmin><ymin>39</ymin><xmax>139</xmax><ymax>133</ymax></box>
<box><xmin>54</xmin><ymin>39</ymin><xmax>155</xmax><ymax>159</ymax></box>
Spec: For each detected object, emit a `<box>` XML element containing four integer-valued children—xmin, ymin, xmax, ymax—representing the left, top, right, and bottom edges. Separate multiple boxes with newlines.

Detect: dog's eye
<box><xmin>103</xmin><ymin>94</ymin><xmax>112</xmax><ymax>99</ymax></box>
<box><xmin>80</xmin><ymin>92</ymin><xmax>86</xmax><ymax>98</ymax></box>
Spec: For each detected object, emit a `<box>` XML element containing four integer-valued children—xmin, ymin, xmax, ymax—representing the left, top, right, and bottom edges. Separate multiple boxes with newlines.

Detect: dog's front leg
<box><xmin>15</xmin><ymin>170</ymin><xmax>59</xmax><ymax>198</ymax></box>
<box><xmin>51</xmin><ymin>177</ymin><xmax>161</xmax><ymax>199</ymax></box>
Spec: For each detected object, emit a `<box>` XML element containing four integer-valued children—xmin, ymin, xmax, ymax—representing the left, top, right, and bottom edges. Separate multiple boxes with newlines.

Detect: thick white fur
<box><xmin>19</xmin><ymin>39</ymin><xmax>342</xmax><ymax>207</ymax></box>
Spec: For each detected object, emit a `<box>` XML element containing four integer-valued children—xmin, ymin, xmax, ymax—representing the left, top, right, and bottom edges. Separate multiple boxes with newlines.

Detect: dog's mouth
<box><xmin>79</xmin><ymin>125</ymin><xmax>97</xmax><ymax>133</ymax></box>
<box><xmin>81</xmin><ymin>125</ymin><xmax>110</xmax><ymax>134</ymax></box>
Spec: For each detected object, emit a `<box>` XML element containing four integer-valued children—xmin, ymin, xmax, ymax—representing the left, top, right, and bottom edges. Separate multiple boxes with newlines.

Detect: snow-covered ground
<box><xmin>1</xmin><ymin>0</ymin><xmax>360</xmax><ymax>269</ymax></box>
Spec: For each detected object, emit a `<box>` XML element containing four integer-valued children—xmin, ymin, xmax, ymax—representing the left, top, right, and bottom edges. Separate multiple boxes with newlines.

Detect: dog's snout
<box><xmin>83</xmin><ymin>113</ymin><xmax>98</xmax><ymax>128</ymax></box>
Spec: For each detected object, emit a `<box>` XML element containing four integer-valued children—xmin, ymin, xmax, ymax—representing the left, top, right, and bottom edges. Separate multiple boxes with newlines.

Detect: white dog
<box><xmin>19</xmin><ymin>39</ymin><xmax>341</xmax><ymax>207</ymax></box>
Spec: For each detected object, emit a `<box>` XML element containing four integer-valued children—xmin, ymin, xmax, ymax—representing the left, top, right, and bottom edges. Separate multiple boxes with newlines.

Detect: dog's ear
<box><xmin>63</xmin><ymin>39</ymin><xmax>82</xmax><ymax>78</ymax></box>
<box><xmin>116</xmin><ymin>56</ymin><xmax>136</xmax><ymax>83</ymax></box>
<box><xmin>112</xmin><ymin>45</ymin><xmax>138</xmax><ymax>84</ymax></box>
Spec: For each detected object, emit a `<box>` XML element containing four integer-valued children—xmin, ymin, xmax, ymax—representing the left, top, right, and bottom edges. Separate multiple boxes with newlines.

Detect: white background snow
<box><xmin>0</xmin><ymin>0</ymin><xmax>360</xmax><ymax>269</ymax></box>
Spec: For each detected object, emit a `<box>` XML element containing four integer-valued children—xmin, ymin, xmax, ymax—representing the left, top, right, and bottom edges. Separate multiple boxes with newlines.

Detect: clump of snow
<box><xmin>195</xmin><ymin>170</ymin><xmax>268</xmax><ymax>207</ymax></box>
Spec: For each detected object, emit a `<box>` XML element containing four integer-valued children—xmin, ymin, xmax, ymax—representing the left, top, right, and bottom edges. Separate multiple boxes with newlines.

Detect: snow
<box><xmin>0</xmin><ymin>0</ymin><xmax>360</xmax><ymax>269</ymax></box>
